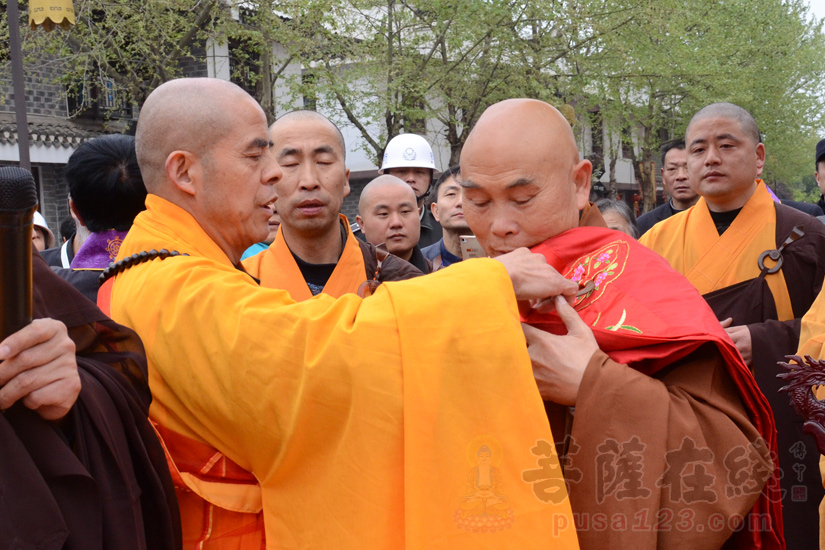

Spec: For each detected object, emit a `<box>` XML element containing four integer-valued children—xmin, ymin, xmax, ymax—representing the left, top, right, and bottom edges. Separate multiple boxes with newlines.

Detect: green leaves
<box><xmin>4</xmin><ymin>0</ymin><xmax>823</xmax><ymax>194</ymax></box>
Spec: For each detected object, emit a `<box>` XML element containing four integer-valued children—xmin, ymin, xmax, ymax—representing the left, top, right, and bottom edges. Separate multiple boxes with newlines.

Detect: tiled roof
<box><xmin>0</xmin><ymin>116</ymin><xmax>107</xmax><ymax>148</ymax></box>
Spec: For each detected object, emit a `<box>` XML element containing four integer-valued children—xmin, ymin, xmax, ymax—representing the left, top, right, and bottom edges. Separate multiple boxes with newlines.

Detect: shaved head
<box><xmin>459</xmin><ymin>98</ymin><xmax>591</xmax><ymax>256</ymax></box>
<box><xmin>463</xmin><ymin>99</ymin><xmax>580</xmax><ymax>176</ymax></box>
<box><xmin>136</xmin><ymin>78</ymin><xmax>258</xmax><ymax>192</ymax></box>
<box><xmin>271</xmin><ymin>110</ymin><xmax>347</xmax><ymax>160</ymax></box>
<box><xmin>357</xmin><ymin>174</ymin><xmax>420</xmax><ymax>259</ymax></box>
<box><xmin>687</xmin><ymin>103</ymin><xmax>761</xmax><ymax>146</ymax></box>
<box><xmin>358</xmin><ymin>175</ymin><xmax>415</xmax><ymax>213</ymax></box>
<box><xmin>132</xmin><ymin>77</ymin><xmax>280</xmax><ymax>264</ymax></box>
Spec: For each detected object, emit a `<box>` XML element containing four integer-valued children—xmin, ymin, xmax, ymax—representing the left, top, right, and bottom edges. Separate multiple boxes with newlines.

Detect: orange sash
<box><xmin>641</xmin><ymin>181</ymin><xmax>793</xmax><ymax>321</ymax></box>
<box><xmin>242</xmin><ymin>215</ymin><xmax>367</xmax><ymax>301</ymax></box>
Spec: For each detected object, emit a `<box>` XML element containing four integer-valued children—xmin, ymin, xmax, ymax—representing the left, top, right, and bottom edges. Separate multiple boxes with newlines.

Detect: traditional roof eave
<box><xmin>0</xmin><ymin>114</ymin><xmax>118</xmax><ymax>148</ymax></box>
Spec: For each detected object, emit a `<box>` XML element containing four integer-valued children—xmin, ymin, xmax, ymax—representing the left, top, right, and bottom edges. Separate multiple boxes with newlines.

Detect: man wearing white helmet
<box><xmin>378</xmin><ymin>133</ymin><xmax>444</xmax><ymax>248</ymax></box>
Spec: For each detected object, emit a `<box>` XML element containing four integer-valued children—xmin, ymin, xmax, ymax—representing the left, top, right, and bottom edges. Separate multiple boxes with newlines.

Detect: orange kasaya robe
<box><xmin>103</xmin><ymin>195</ymin><xmax>579</xmax><ymax>550</ymax></box>
<box><xmin>242</xmin><ymin>215</ymin><xmax>366</xmax><ymax>301</ymax></box>
<box><xmin>639</xmin><ymin>180</ymin><xmax>793</xmax><ymax>321</ymax></box>
<box><xmin>799</xmin><ymin>288</ymin><xmax>825</xmax><ymax>361</ymax></box>
<box><xmin>523</xmin><ymin>226</ymin><xmax>783</xmax><ymax>550</ymax></box>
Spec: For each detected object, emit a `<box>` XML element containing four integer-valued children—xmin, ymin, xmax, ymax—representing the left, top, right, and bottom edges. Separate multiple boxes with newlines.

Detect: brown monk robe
<box><xmin>460</xmin><ymin>99</ymin><xmax>780</xmax><ymax>549</ymax></box>
<box><xmin>0</xmin><ymin>248</ymin><xmax>180</xmax><ymax>550</ymax></box>
<box><xmin>641</xmin><ymin>103</ymin><xmax>825</xmax><ymax>548</ymax></box>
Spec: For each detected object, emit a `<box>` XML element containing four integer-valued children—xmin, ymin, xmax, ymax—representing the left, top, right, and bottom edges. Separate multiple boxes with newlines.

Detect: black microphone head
<box><xmin>0</xmin><ymin>166</ymin><xmax>38</xmax><ymax>212</ymax></box>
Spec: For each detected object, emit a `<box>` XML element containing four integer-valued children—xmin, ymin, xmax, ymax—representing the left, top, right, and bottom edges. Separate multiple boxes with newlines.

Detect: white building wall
<box><xmin>206</xmin><ymin>39</ymin><xmax>231</xmax><ymax>81</ymax></box>
<box><xmin>0</xmin><ymin>142</ymin><xmax>75</xmax><ymax>163</ymax></box>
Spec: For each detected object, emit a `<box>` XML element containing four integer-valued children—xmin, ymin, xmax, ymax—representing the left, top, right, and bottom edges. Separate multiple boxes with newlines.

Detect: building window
<box><xmin>66</xmin><ymin>78</ymin><xmax>131</xmax><ymax>119</ymax></box>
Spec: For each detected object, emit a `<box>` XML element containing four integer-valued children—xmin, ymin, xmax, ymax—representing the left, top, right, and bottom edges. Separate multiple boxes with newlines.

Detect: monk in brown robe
<box><xmin>459</xmin><ymin>98</ymin><xmax>781</xmax><ymax>549</ymax></box>
<box><xmin>243</xmin><ymin>110</ymin><xmax>421</xmax><ymax>298</ymax></box>
<box><xmin>103</xmin><ymin>78</ymin><xmax>585</xmax><ymax>549</ymax></box>
<box><xmin>641</xmin><ymin>103</ymin><xmax>825</xmax><ymax>547</ymax></box>
<box><xmin>0</xmin><ymin>248</ymin><xmax>179</xmax><ymax>550</ymax></box>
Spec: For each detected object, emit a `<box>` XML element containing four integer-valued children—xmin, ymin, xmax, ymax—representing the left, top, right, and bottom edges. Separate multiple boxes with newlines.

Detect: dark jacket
<box><xmin>407</xmin><ymin>245</ymin><xmax>433</xmax><ymax>274</ymax></box>
<box><xmin>51</xmin><ymin>266</ymin><xmax>102</xmax><ymax>303</ymax></box>
<box><xmin>636</xmin><ymin>200</ymin><xmax>685</xmax><ymax>236</ymax></box>
<box><xmin>40</xmin><ymin>239</ymin><xmax>75</xmax><ymax>268</ymax></box>
<box><xmin>418</xmin><ymin>207</ymin><xmax>443</xmax><ymax>249</ymax></box>
<box><xmin>781</xmin><ymin>199</ymin><xmax>823</xmax><ymax>217</ymax></box>
<box><xmin>357</xmin><ymin>239</ymin><xmax>426</xmax><ymax>281</ymax></box>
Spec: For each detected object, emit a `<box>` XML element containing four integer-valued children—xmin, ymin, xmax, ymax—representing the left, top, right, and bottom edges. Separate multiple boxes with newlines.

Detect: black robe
<box><xmin>703</xmin><ymin>203</ymin><xmax>825</xmax><ymax>549</ymax></box>
<box><xmin>0</xmin><ymin>250</ymin><xmax>181</xmax><ymax>550</ymax></box>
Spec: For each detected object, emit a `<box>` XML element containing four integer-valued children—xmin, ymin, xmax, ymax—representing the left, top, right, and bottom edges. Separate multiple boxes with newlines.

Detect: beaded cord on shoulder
<box><xmin>99</xmin><ymin>249</ymin><xmax>189</xmax><ymax>285</ymax></box>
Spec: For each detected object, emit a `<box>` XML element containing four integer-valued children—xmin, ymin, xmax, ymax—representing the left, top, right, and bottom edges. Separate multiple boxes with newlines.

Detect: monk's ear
<box><xmin>572</xmin><ymin>158</ymin><xmax>592</xmax><ymax>210</ymax></box>
<box><xmin>355</xmin><ymin>214</ymin><xmax>364</xmax><ymax>229</ymax></box>
<box><xmin>165</xmin><ymin>150</ymin><xmax>199</xmax><ymax>197</ymax></box>
<box><xmin>342</xmin><ymin>169</ymin><xmax>351</xmax><ymax>198</ymax></box>
<box><xmin>755</xmin><ymin>142</ymin><xmax>766</xmax><ymax>177</ymax></box>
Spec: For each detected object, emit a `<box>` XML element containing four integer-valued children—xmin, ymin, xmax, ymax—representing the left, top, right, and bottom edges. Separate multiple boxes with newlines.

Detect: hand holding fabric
<box><xmin>494</xmin><ymin>248</ymin><xmax>578</xmax><ymax>304</ymax></box>
<box><xmin>0</xmin><ymin>318</ymin><xmax>81</xmax><ymax>420</ymax></box>
<box><xmin>522</xmin><ymin>296</ymin><xmax>599</xmax><ymax>406</ymax></box>
<box><xmin>720</xmin><ymin>317</ymin><xmax>753</xmax><ymax>366</ymax></box>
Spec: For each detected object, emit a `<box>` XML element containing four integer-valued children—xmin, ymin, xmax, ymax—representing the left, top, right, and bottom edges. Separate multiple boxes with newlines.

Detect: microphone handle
<box><xmin>0</xmin><ymin>208</ymin><xmax>35</xmax><ymax>341</ymax></box>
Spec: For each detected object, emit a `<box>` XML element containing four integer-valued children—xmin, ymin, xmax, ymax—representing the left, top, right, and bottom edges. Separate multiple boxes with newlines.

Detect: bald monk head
<box><xmin>135</xmin><ymin>78</ymin><xmax>280</xmax><ymax>263</ymax></box>
<box><xmin>459</xmin><ymin>98</ymin><xmax>591</xmax><ymax>257</ymax></box>
<box><xmin>356</xmin><ymin>175</ymin><xmax>420</xmax><ymax>261</ymax></box>
<box><xmin>685</xmin><ymin>102</ymin><xmax>766</xmax><ymax>212</ymax></box>
<box><xmin>268</xmin><ymin>110</ymin><xmax>351</xmax><ymax>263</ymax></box>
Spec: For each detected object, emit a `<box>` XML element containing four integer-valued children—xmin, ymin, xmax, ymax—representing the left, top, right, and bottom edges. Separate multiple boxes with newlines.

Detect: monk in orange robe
<box><xmin>243</xmin><ymin>111</ymin><xmax>421</xmax><ymax>299</ymax></box>
<box><xmin>459</xmin><ymin>98</ymin><xmax>782</xmax><ymax>549</ymax></box>
<box><xmin>100</xmin><ymin>78</ymin><xmax>582</xmax><ymax>549</ymax></box>
<box><xmin>641</xmin><ymin>103</ymin><xmax>825</xmax><ymax>547</ymax></box>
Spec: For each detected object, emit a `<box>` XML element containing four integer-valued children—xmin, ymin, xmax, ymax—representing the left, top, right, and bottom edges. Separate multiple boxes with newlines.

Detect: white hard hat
<box><xmin>380</xmin><ymin>133</ymin><xmax>437</xmax><ymax>172</ymax></box>
<box><xmin>33</xmin><ymin>211</ymin><xmax>56</xmax><ymax>249</ymax></box>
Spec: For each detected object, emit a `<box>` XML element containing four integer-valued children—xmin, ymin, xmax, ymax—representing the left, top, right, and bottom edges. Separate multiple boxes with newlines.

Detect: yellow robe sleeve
<box><xmin>111</xmin><ymin>252</ymin><xmax>578</xmax><ymax>549</ymax></box>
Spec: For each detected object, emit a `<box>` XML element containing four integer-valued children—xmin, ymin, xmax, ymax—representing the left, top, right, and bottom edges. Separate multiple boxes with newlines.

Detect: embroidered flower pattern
<box><xmin>561</xmin><ymin>240</ymin><xmax>640</xmax><ymax>334</ymax></box>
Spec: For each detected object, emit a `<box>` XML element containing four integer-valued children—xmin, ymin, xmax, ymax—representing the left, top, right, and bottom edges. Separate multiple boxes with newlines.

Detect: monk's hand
<box><xmin>723</xmin><ymin>323</ymin><xmax>753</xmax><ymax>366</ymax></box>
<box><xmin>0</xmin><ymin>319</ymin><xmax>81</xmax><ymax>421</ymax></box>
<box><xmin>494</xmin><ymin>248</ymin><xmax>578</xmax><ymax>304</ymax></box>
<box><xmin>521</xmin><ymin>296</ymin><xmax>599</xmax><ymax>406</ymax></box>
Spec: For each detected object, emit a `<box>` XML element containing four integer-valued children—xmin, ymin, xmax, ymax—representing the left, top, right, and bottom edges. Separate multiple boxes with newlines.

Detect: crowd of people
<box><xmin>9</xmin><ymin>75</ymin><xmax>825</xmax><ymax>549</ymax></box>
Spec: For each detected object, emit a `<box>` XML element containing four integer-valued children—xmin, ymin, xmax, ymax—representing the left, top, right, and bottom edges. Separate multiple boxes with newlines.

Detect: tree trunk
<box><xmin>259</xmin><ymin>44</ymin><xmax>274</xmax><ymax>124</ymax></box>
<box><xmin>640</xmin><ymin>147</ymin><xmax>656</xmax><ymax>214</ymax></box>
<box><xmin>604</xmin><ymin>125</ymin><xmax>619</xmax><ymax>200</ymax></box>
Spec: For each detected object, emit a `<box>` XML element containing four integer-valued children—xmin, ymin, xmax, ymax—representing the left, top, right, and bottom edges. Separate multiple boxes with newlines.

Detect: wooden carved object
<box><xmin>778</xmin><ymin>355</ymin><xmax>825</xmax><ymax>455</ymax></box>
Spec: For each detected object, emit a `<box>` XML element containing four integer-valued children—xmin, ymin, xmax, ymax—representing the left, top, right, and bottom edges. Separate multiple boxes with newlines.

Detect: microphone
<box><xmin>0</xmin><ymin>167</ymin><xmax>38</xmax><ymax>341</ymax></box>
